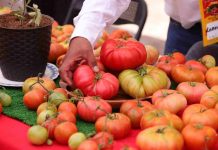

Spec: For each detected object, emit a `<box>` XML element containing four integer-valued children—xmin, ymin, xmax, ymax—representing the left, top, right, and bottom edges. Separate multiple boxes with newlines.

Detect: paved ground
<box><xmin>110</xmin><ymin>0</ymin><xmax>169</xmax><ymax>54</ymax></box>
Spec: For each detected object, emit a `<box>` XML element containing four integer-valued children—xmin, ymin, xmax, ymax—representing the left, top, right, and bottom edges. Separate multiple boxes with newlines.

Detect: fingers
<box><xmin>59</xmin><ymin>62</ymin><xmax>74</xmax><ymax>87</ymax></box>
<box><xmin>87</xmin><ymin>53</ymin><xmax>99</xmax><ymax>73</ymax></box>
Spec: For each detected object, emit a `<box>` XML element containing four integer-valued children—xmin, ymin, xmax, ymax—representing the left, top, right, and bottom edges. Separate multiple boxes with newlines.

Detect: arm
<box><xmin>59</xmin><ymin>0</ymin><xmax>130</xmax><ymax>88</ymax></box>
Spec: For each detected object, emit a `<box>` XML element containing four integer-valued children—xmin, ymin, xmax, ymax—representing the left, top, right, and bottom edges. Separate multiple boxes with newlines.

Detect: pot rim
<box><xmin>0</xmin><ymin>14</ymin><xmax>54</xmax><ymax>30</ymax></box>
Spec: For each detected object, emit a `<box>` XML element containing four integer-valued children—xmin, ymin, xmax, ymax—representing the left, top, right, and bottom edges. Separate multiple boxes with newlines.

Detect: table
<box><xmin>0</xmin><ymin>115</ymin><xmax>140</xmax><ymax>150</ymax></box>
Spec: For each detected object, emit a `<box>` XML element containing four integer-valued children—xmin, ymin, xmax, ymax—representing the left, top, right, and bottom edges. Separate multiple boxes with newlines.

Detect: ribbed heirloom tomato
<box><xmin>95</xmin><ymin>113</ymin><xmax>131</xmax><ymax>139</ymax></box>
<box><xmin>77</xmin><ymin>96</ymin><xmax>112</xmax><ymax>122</ymax></box>
<box><xmin>100</xmin><ymin>39</ymin><xmax>147</xmax><ymax>71</ymax></box>
<box><xmin>73</xmin><ymin>65</ymin><xmax>119</xmax><ymax>99</ymax></box>
<box><xmin>136</xmin><ymin>125</ymin><xmax>184</xmax><ymax>150</ymax></box>
<box><xmin>120</xmin><ymin>100</ymin><xmax>154</xmax><ymax>128</ymax></box>
<box><xmin>119</xmin><ymin>65</ymin><xmax>170</xmax><ymax>98</ymax></box>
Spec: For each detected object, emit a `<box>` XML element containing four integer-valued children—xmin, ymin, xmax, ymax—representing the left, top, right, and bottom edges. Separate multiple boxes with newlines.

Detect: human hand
<box><xmin>59</xmin><ymin>37</ymin><xmax>99</xmax><ymax>88</ymax></box>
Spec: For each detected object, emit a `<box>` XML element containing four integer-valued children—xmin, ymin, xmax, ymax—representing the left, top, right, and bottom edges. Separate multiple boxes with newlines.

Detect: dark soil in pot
<box><xmin>0</xmin><ymin>13</ymin><xmax>53</xmax><ymax>81</ymax></box>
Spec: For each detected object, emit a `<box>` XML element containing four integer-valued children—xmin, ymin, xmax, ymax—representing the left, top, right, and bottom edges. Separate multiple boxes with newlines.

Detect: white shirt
<box><xmin>71</xmin><ymin>0</ymin><xmax>131</xmax><ymax>47</ymax></box>
<box><xmin>72</xmin><ymin>0</ymin><xmax>201</xmax><ymax>46</ymax></box>
<box><xmin>164</xmin><ymin>0</ymin><xmax>200</xmax><ymax>29</ymax></box>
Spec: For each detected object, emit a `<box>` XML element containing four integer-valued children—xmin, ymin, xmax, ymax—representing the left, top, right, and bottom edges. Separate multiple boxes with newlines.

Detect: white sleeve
<box><xmin>70</xmin><ymin>0</ymin><xmax>131</xmax><ymax>47</ymax></box>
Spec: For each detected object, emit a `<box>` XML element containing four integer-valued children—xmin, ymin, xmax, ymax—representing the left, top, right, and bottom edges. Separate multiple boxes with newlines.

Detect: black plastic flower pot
<box><xmin>0</xmin><ymin>14</ymin><xmax>53</xmax><ymax>81</ymax></box>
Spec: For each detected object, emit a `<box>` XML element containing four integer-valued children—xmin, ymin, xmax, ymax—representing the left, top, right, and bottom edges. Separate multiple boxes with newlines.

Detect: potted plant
<box><xmin>0</xmin><ymin>0</ymin><xmax>53</xmax><ymax>81</ymax></box>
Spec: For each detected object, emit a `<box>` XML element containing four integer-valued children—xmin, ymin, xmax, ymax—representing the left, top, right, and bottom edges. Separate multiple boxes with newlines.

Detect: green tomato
<box><xmin>48</xmin><ymin>92</ymin><xmax>67</xmax><ymax>107</ymax></box>
<box><xmin>27</xmin><ymin>125</ymin><xmax>48</xmax><ymax>145</ymax></box>
<box><xmin>0</xmin><ymin>92</ymin><xmax>12</xmax><ymax>106</ymax></box>
<box><xmin>68</xmin><ymin>132</ymin><xmax>87</xmax><ymax>150</ymax></box>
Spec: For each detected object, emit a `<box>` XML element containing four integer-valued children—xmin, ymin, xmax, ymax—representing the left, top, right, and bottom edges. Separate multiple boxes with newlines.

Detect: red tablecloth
<box><xmin>0</xmin><ymin>115</ymin><xmax>140</xmax><ymax>150</ymax></box>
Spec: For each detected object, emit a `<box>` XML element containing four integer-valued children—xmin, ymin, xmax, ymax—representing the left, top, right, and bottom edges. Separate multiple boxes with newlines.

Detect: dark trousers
<box><xmin>30</xmin><ymin>0</ymin><xmax>79</xmax><ymax>25</ymax></box>
<box><xmin>164</xmin><ymin>18</ymin><xmax>202</xmax><ymax>55</ymax></box>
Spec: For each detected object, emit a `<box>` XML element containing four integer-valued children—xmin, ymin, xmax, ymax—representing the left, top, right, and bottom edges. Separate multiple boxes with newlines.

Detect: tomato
<box><xmin>140</xmin><ymin>109</ymin><xmax>184</xmax><ymax>131</ymax></box>
<box><xmin>0</xmin><ymin>92</ymin><xmax>12</xmax><ymax>106</ymax></box>
<box><xmin>182</xmin><ymin>104</ymin><xmax>218</xmax><ymax>130</ymax></box>
<box><xmin>95</xmin><ymin>113</ymin><xmax>131</xmax><ymax>139</ymax></box>
<box><xmin>176</xmin><ymin>82</ymin><xmax>209</xmax><ymax>104</ymax></box>
<box><xmin>171</xmin><ymin>64</ymin><xmax>205</xmax><ymax>83</ymax></box>
<box><xmin>37</xmin><ymin>110</ymin><xmax>56</xmax><ymax>125</ymax></box>
<box><xmin>144</xmin><ymin>45</ymin><xmax>159</xmax><ymax>65</ymax></box>
<box><xmin>48</xmin><ymin>92</ymin><xmax>67</xmax><ymax>107</ymax></box>
<box><xmin>120</xmin><ymin>100</ymin><xmax>154</xmax><ymax>128</ymax></box>
<box><xmin>53</xmin><ymin>88</ymin><xmax>68</xmax><ymax>97</ymax></box>
<box><xmin>22</xmin><ymin>77</ymin><xmax>56</xmax><ymax>94</ymax></box>
<box><xmin>92</xmin><ymin>131</ymin><xmax>114</xmax><ymax>150</ymax></box>
<box><xmin>152</xmin><ymin>89</ymin><xmax>187</xmax><ymax>114</ymax></box>
<box><xmin>57</xmin><ymin>111</ymin><xmax>76</xmax><ymax>123</ymax></box>
<box><xmin>200</xmin><ymin>90</ymin><xmax>218</xmax><ymax>108</ymax></box>
<box><xmin>77</xmin><ymin>140</ymin><xmax>99</xmax><ymax>150</ymax></box>
<box><xmin>36</xmin><ymin>102</ymin><xmax>57</xmax><ymax>115</ymax></box>
<box><xmin>48</xmin><ymin>42</ymin><xmax>67</xmax><ymax>62</ymax></box>
<box><xmin>23</xmin><ymin>89</ymin><xmax>46</xmax><ymax>110</ymax></box>
<box><xmin>156</xmin><ymin>56</ymin><xmax>179</xmax><ymax>76</ymax></box>
<box><xmin>136</xmin><ymin>125</ymin><xmax>184</xmax><ymax>150</ymax></box>
<box><xmin>108</xmin><ymin>29</ymin><xmax>132</xmax><ymax>40</ymax></box>
<box><xmin>77</xmin><ymin>96</ymin><xmax>112</xmax><ymax>122</ymax></box>
<box><xmin>182</xmin><ymin>124</ymin><xmax>217</xmax><ymax>150</ymax></box>
<box><xmin>54</xmin><ymin>121</ymin><xmax>78</xmax><ymax>145</ymax></box>
<box><xmin>185</xmin><ymin>60</ymin><xmax>208</xmax><ymax>74</ymax></box>
<box><xmin>73</xmin><ymin>65</ymin><xmax>119</xmax><ymax>99</ymax></box>
<box><xmin>58</xmin><ymin>101</ymin><xmax>77</xmax><ymax>115</ymax></box>
<box><xmin>27</xmin><ymin>125</ymin><xmax>48</xmax><ymax>145</ymax></box>
<box><xmin>42</xmin><ymin>118</ymin><xmax>58</xmax><ymax>139</ymax></box>
<box><xmin>206</xmin><ymin>67</ymin><xmax>218</xmax><ymax>88</ymax></box>
<box><xmin>100</xmin><ymin>39</ymin><xmax>146</xmax><ymax>71</ymax></box>
<box><xmin>68</xmin><ymin>132</ymin><xmax>87</xmax><ymax>150</ymax></box>
<box><xmin>119</xmin><ymin>65</ymin><xmax>169</xmax><ymax>98</ymax></box>
<box><xmin>120</xmin><ymin>146</ymin><xmax>137</xmax><ymax>150</ymax></box>
<box><xmin>199</xmin><ymin>55</ymin><xmax>216</xmax><ymax>69</ymax></box>
<box><xmin>159</xmin><ymin>52</ymin><xmax>186</xmax><ymax>64</ymax></box>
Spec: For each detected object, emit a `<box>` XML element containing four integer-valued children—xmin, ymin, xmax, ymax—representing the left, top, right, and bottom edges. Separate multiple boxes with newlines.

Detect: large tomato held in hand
<box><xmin>100</xmin><ymin>39</ymin><xmax>147</xmax><ymax>71</ymax></box>
<box><xmin>73</xmin><ymin>65</ymin><xmax>119</xmax><ymax>99</ymax></box>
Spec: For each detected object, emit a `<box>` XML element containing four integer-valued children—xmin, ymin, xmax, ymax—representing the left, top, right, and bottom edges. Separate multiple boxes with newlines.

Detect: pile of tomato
<box><xmin>2</xmin><ymin>20</ymin><xmax>218</xmax><ymax>150</ymax></box>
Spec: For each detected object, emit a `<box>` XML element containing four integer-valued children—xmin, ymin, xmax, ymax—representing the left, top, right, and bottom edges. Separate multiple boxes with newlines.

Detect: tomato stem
<box><xmin>189</xmin><ymin>82</ymin><xmax>196</xmax><ymax>87</ymax></box>
<box><xmin>138</xmin><ymin>67</ymin><xmax>147</xmax><ymax>76</ymax></box>
<box><xmin>156</xmin><ymin>127</ymin><xmax>166</xmax><ymax>134</ymax></box>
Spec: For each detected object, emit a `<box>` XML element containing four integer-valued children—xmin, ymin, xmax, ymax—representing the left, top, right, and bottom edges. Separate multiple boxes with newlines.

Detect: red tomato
<box><xmin>95</xmin><ymin>113</ymin><xmax>131</xmax><ymax>139</ymax></box>
<box><xmin>182</xmin><ymin>124</ymin><xmax>217</xmax><ymax>150</ymax></box>
<box><xmin>152</xmin><ymin>89</ymin><xmax>187</xmax><ymax>114</ymax></box>
<box><xmin>54</xmin><ymin>121</ymin><xmax>77</xmax><ymax>145</ymax></box>
<box><xmin>57</xmin><ymin>111</ymin><xmax>76</xmax><ymax>123</ymax></box>
<box><xmin>23</xmin><ymin>89</ymin><xmax>46</xmax><ymax>110</ymax></box>
<box><xmin>73</xmin><ymin>65</ymin><xmax>119</xmax><ymax>99</ymax></box>
<box><xmin>77</xmin><ymin>96</ymin><xmax>112</xmax><ymax>122</ymax></box>
<box><xmin>200</xmin><ymin>90</ymin><xmax>218</xmax><ymax>108</ymax></box>
<box><xmin>185</xmin><ymin>60</ymin><xmax>208</xmax><ymax>74</ymax></box>
<box><xmin>176</xmin><ymin>82</ymin><xmax>209</xmax><ymax>104</ymax></box>
<box><xmin>136</xmin><ymin>125</ymin><xmax>184</xmax><ymax>150</ymax></box>
<box><xmin>156</xmin><ymin>56</ymin><xmax>179</xmax><ymax>76</ymax></box>
<box><xmin>92</xmin><ymin>132</ymin><xmax>114</xmax><ymax>150</ymax></box>
<box><xmin>140</xmin><ymin>109</ymin><xmax>184</xmax><ymax>131</ymax></box>
<box><xmin>42</xmin><ymin>118</ymin><xmax>58</xmax><ymax>139</ymax></box>
<box><xmin>182</xmin><ymin>104</ymin><xmax>218</xmax><ymax>130</ymax></box>
<box><xmin>58</xmin><ymin>101</ymin><xmax>77</xmax><ymax>115</ymax></box>
<box><xmin>206</xmin><ymin>67</ymin><xmax>218</xmax><ymax>88</ymax></box>
<box><xmin>100</xmin><ymin>39</ymin><xmax>146</xmax><ymax>71</ymax></box>
<box><xmin>120</xmin><ymin>100</ymin><xmax>154</xmax><ymax>128</ymax></box>
<box><xmin>171</xmin><ymin>64</ymin><xmax>205</xmax><ymax>83</ymax></box>
<box><xmin>77</xmin><ymin>140</ymin><xmax>99</xmax><ymax>150</ymax></box>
